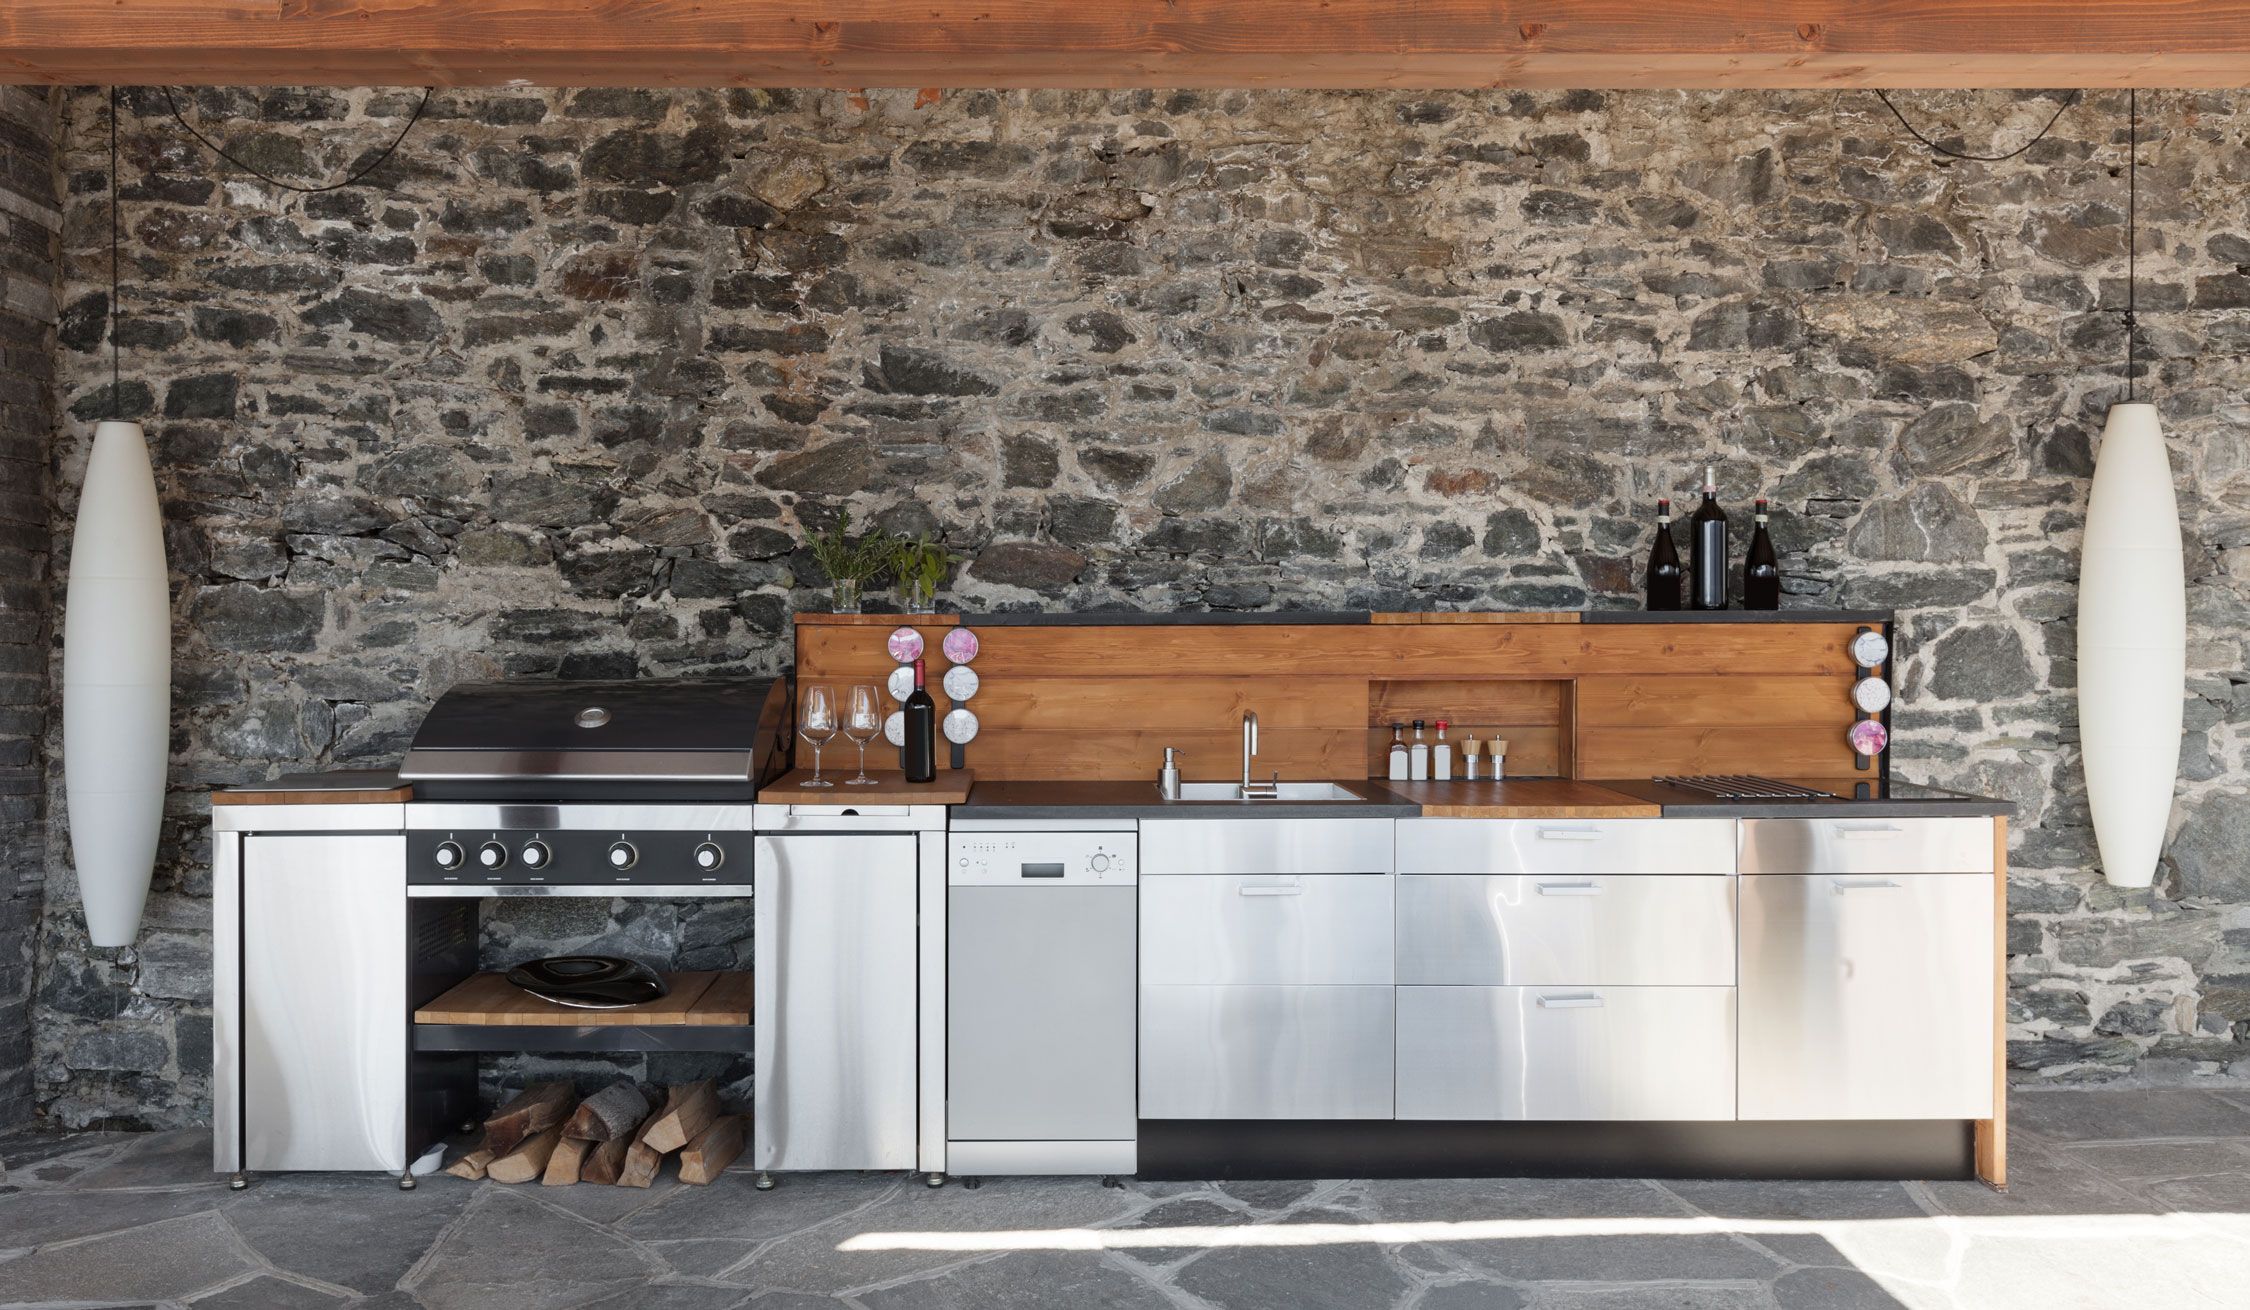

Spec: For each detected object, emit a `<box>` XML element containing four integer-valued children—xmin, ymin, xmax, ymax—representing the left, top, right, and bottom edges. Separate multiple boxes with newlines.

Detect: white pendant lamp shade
<box><xmin>63</xmin><ymin>420</ymin><xmax>171</xmax><ymax>947</ymax></box>
<box><xmin>2076</xmin><ymin>402</ymin><xmax>2184</xmax><ymax>888</ymax></box>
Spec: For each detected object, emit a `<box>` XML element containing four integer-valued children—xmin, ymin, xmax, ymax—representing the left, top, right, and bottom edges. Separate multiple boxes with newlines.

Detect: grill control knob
<box><xmin>433</xmin><ymin>841</ymin><xmax>464</xmax><ymax>871</ymax></box>
<box><xmin>607</xmin><ymin>841</ymin><xmax>638</xmax><ymax>870</ymax></box>
<box><xmin>520</xmin><ymin>841</ymin><xmax>551</xmax><ymax>869</ymax></box>
<box><xmin>1089</xmin><ymin>854</ymin><xmax>1112</xmax><ymax>874</ymax></box>
<box><xmin>477</xmin><ymin>841</ymin><xmax>509</xmax><ymax>870</ymax></box>
<box><xmin>694</xmin><ymin>842</ymin><xmax>725</xmax><ymax>871</ymax></box>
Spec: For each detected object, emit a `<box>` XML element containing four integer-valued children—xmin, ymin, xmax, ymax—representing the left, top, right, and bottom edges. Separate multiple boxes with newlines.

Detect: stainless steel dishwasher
<box><xmin>946</xmin><ymin>821</ymin><xmax>1137</xmax><ymax>1178</ymax></box>
<box><xmin>750</xmin><ymin>801</ymin><xmax>948</xmax><ymax>1186</ymax></box>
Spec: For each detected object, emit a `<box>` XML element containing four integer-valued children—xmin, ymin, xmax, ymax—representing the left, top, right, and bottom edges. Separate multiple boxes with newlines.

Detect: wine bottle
<box><xmin>1644</xmin><ymin>499</ymin><xmax>1683</xmax><ymax>611</ymax></box>
<box><xmin>902</xmin><ymin>657</ymin><xmax>936</xmax><ymax>782</ymax></box>
<box><xmin>1744</xmin><ymin>498</ymin><xmax>1781</xmax><ymax>610</ymax></box>
<box><xmin>1688</xmin><ymin>466</ymin><xmax>1728</xmax><ymax>611</ymax></box>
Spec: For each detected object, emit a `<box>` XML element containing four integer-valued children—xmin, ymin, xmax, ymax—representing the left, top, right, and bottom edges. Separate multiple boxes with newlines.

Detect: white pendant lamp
<box><xmin>2078</xmin><ymin>90</ymin><xmax>2184</xmax><ymax>890</ymax></box>
<box><xmin>64</xmin><ymin>89</ymin><xmax>170</xmax><ymax>947</ymax></box>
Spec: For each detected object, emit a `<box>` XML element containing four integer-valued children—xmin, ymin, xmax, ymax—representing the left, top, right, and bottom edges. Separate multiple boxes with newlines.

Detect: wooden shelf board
<box><xmin>414</xmin><ymin>970</ymin><xmax>750</xmax><ymax>1027</ymax></box>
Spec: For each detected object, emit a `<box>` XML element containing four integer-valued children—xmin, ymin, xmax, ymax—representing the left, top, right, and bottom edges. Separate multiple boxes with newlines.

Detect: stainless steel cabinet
<box><xmin>1140</xmin><ymin>984</ymin><xmax>1394</xmax><ymax>1119</ymax></box>
<box><xmin>1397</xmin><ymin>874</ymin><xmax>1735</xmax><ymax>987</ymax></box>
<box><xmin>1397</xmin><ymin>985</ymin><xmax>1736</xmax><ymax>1121</ymax></box>
<box><xmin>1738</xmin><ymin>872</ymin><xmax>1995</xmax><ymax>1119</ymax></box>
<box><xmin>1739</xmin><ymin>817</ymin><xmax>1994</xmax><ymax>875</ymax></box>
<box><xmin>1397</xmin><ymin>817</ymin><xmax>1735</xmax><ymax>876</ymax></box>
<box><xmin>239</xmin><ymin>834</ymin><xmax>408</xmax><ymax>1173</ymax></box>
<box><xmin>1142</xmin><ymin>818</ymin><xmax>1394</xmax><ymax>875</ymax></box>
<box><xmin>1142</xmin><ymin>874</ymin><xmax>1393</xmax><ymax>985</ymax></box>
<box><xmin>753</xmin><ymin>833</ymin><xmax>921</xmax><ymax>1170</ymax></box>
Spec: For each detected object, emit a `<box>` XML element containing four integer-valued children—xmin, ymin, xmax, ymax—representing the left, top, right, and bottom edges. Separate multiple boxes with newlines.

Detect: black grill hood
<box><xmin>399</xmin><ymin>676</ymin><xmax>790</xmax><ymax>801</ymax></box>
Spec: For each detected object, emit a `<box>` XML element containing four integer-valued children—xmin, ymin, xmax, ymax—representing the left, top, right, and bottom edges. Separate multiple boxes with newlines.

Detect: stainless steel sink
<box><xmin>1169</xmin><ymin>781</ymin><xmax>1372</xmax><ymax>802</ymax></box>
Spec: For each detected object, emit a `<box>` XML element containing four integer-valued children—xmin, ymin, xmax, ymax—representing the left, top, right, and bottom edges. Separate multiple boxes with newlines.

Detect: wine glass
<box><xmin>798</xmin><ymin>685</ymin><xmax>837</xmax><ymax>787</ymax></box>
<box><xmin>843</xmin><ymin>684</ymin><xmax>882</xmax><ymax>785</ymax></box>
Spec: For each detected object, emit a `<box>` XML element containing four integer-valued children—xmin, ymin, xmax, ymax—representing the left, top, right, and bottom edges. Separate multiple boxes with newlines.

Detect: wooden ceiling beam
<box><xmin>3</xmin><ymin>2</ymin><xmax>2248</xmax><ymax>89</ymax></box>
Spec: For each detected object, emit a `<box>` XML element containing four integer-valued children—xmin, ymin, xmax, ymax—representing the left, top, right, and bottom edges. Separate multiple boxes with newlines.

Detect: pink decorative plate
<box><xmin>941</xmin><ymin>627</ymin><xmax>979</xmax><ymax>663</ymax></box>
<box><xmin>1847</xmin><ymin>719</ymin><xmax>1888</xmax><ymax>757</ymax></box>
<box><xmin>886</xmin><ymin>627</ymin><xmax>924</xmax><ymax>663</ymax></box>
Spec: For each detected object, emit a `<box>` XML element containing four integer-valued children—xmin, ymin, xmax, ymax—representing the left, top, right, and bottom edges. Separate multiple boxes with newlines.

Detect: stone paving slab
<box><xmin>0</xmin><ymin>1090</ymin><xmax>2246</xmax><ymax>1309</ymax></box>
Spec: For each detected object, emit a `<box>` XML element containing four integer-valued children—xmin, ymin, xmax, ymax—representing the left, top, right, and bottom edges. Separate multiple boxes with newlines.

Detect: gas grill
<box><xmin>397</xmin><ymin>677</ymin><xmax>790</xmax><ymax>895</ymax></box>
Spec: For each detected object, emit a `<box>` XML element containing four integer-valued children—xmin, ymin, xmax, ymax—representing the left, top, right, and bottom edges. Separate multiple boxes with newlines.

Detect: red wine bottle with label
<box><xmin>1688</xmin><ymin>466</ymin><xmax>1729</xmax><ymax>611</ymax></box>
<box><xmin>1644</xmin><ymin>499</ymin><xmax>1683</xmax><ymax>611</ymax></box>
<box><xmin>1743</xmin><ymin>498</ymin><xmax>1781</xmax><ymax>610</ymax></box>
<box><xmin>902</xmin><ymin>658</ymin><xmax>936</xmax><ymax>782</ymax></box>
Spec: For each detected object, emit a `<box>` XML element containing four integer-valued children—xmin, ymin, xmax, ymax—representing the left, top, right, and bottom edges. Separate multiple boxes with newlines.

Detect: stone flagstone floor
<box><xmin>4</xmin><ymin>1089</ymin><xmax>2250</xmax><ymax>1309</ymax></box>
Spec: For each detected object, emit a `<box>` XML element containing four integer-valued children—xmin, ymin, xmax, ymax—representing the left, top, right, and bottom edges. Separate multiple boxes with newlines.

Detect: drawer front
<box><xmin>1140</xmin><ymin>984</ymin><xmax>1394</xmax><ymax>1119</ymax></box>
<box><xmin>1142</xmin><ymin>874</ymin><xmax>1393</xmax><ymax>985</ymax></box>
<box><xmin>1397</xmin><ymin>818</ymin><xmax>1736</xmax><ymax>876</ymax></box>
<box><xmin>1738</xmin><ymin>817</ymin><xmax>1995</xmax><ymax>874</ymax></box>
<box><xmin>1142</xmin><ymin>819</ymin><xmax>1394</xmax><ymax>875</ymax></box>
<box><xmin>1397</xmin><ymin>874</ymin><xmax>1735</xmax><ymax>986</ymax></box>
<box><xmin>1739</xmin><ymin>873</ymin><xmax>1995</xmax><ymax>1119</ymax></box>
<box><xmin>1397</xmin><ymin>985</ymin><xmax>1736</xmax><ymax>1121</ymax></box>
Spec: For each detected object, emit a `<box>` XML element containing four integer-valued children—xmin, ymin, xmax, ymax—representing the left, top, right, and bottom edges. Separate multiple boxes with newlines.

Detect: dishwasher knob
<box><xmin>693</xmin><ymin>842</ymin><xmax>725</xmax><ymax>871</ymax></box>
<box><xmin>520</xmin><ymin>841</ymin><xmax>551</xmax><ymax>869</ymax></box>
<box><xmin>433</xmin><ymin>841</ymin><xmax>464</xmax><ymax>870</ymax></box>
<box><xmin>1089</xmin><ymin>854</ymin><xmax>1111</xmax><ymax>874</ymax></box>
<box><xmin>478</xmin><ymin>841</ymin><xmax>509</xmax><ymax>870</ymax></box>
<box><xmin>608</xmin><ymin>841</ymin><xmax>638</xmax><ymax>870</ymax></box>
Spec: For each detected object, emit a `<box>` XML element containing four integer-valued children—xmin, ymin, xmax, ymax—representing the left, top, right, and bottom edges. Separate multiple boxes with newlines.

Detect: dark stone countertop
<box><xmin>1591</xmin><ymin>778</ymin><xmax>2015</xmax><ymax>819</ymax></box>
<box><xmin>951</xmin><ymin>779</ymin><xmax>1421</xmax><ymax>820</ymax></box>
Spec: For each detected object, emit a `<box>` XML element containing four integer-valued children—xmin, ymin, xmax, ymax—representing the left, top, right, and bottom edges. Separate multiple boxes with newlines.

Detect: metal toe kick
<box><xmin>945</xmin><ymin>1139</ymin><xmax>1136</xmax><ymax>1177</ymax></box>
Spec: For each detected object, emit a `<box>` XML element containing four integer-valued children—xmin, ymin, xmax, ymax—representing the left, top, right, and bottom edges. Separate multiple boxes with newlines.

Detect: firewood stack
<box><xmin>443</xmin><ymin>1078</ymin><xmax>745</xmax><ymax>1187</ymax></box>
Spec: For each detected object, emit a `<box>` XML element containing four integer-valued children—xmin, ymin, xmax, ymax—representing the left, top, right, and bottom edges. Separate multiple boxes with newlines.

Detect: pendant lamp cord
<box><xmin>2125</xmin><ymin>88</ymin><xmax>2139</xmax><ymax>403</ymax></box>
<box><xmin>108</xmin><ymin>86</ymin><xmax>120</xmax><ymax>420</ymax></box>
<box><xmin>157</xmin><ymin>85</ymin><xmax>432</xmax><ymax>194</ymax></box>
<box><xmin>1872</xmin><ymin>88</ymin><xmax>2080</xmax><ymax>163</ymax></box>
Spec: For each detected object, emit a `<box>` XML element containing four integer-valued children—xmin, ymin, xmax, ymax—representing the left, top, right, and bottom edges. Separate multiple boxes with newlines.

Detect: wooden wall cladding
<box><xmin>794</xmin><ymin>616</ymin><xmax>1874</xmax><ymax>783</ymax></box>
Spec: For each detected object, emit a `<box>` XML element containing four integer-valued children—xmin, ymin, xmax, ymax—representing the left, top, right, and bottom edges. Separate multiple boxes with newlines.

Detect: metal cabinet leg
<box><xmin>754</xmin><ymin>1171</ymin><xmax>776</xmax><ymax>1191</ymax></box>
<box><xmin>924</xmin><ymin>1172</ymin><xmax>946</xmax><ymax>1188</ymax></box>
<box><xmin>229</xmin><ymin>1171</ymin><xmax>252</xmax><ymax>1192</ymax></box>
<box><xmin>398</xmin><ymin>1171</ymin><xmax>417</xmax><ymax>1191</ymax></box>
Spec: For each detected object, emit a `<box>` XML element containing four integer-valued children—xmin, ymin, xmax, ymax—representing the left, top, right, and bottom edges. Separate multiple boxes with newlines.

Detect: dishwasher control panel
<box><xmin>948</xmin><ymin>832</ymin><xmax>1137</xmax><ymax>887</ymax></box>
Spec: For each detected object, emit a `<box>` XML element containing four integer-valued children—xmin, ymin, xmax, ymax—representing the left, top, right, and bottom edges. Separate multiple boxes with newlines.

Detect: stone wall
<box><xmin>0</xmin><ymin>86</ymin><xmax>60</xmax><ymax>1129</ymax></box>
<box><xmin>34</xmin><ymin>84</ymin><xmax>2250</xmax><ymax>1125</ymax></box>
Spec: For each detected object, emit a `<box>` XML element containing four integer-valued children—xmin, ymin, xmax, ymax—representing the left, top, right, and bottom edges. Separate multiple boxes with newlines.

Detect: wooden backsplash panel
<box><xmin>793</xmin><ymin>616</ymin><xmax>1879</xmax><ymax>782</ymax></box>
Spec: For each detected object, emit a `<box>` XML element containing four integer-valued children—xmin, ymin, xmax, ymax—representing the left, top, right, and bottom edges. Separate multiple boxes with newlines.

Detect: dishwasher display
<box><xmin>947</xmin><ymin>830</ymin><xmax>1137</xmax><ymax>1177</ymax></box>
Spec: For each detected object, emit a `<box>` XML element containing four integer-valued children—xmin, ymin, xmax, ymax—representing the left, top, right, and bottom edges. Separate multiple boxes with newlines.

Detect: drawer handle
<box><xmin>1535</xmin><ymin>881</ymin><xmax>1603</xmax><ymax>896</ymax></box>
<box><xmin>1832</xmin><ymin>878</ymin><xmax>1903</xmax><ymax>892</ymax></box>
<box><xmin>1834</xmin><ymin>823</ymin><xmax>1904</xmax><ymax>839</ymax></box>
<box><xmin>1537</xmin><ymin>993</ymin><xmax>1604</xmax><ymax>1009</ymax></box>
<box><xmin>1536</xmin><ymin>827</ymin><xmax>1602</xmax><ymax>842</ymax></box>
<box><xmin>1238</xmin><ymin>884</ymin><xmax>1305</xmax><ymax>897</ymax></box>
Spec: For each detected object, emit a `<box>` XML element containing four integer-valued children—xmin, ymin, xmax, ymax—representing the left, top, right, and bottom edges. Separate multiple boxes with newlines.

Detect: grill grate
<box><xmin>1653</xmin><ymin>775</ymin><xmax>1837</xmax><ymax>800</ymax></box>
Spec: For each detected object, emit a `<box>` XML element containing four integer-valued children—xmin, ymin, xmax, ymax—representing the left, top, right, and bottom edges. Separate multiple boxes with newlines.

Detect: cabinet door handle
<box><xmin>1535</xmin><ymin>881</ymin><xmax>1603</xmax><ymax>896</ymax></box>
<box><xmin>1537</xmin><ymin>992</ymin><xmax>1604</xmax><ymax>1009</ymax></box>
<box><xmin>1238</xmin><ymin>884</ymin><xmax>1304</xmax><ymax>897</ymax></box>
<box><xmin>1831</xmin><ymin>878</ymin><xmax>1902</xmax><ymax>893</ymax></box>
<box><xmin>1535</xmin><ymin>827</ymin><xmax>1602</xmax><ymax>842</ymax></box>
<box><xmin>1834</xmin><ymin>823</ymin><xmax>1904</xmax><ymax>839</ymax></box>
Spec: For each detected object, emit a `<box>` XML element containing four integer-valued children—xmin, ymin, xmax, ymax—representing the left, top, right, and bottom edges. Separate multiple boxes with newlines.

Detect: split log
<box><xmin>444</xmin><ymin>1146</ymin><xmax>496</xmax><ymax>1181</ymax></box>
<box><xmin>564</xmin><ymin>1080</ymin><xmax>651</xmax><ymax>1142</ymax></box>
<box><xmin>483</xmin><ymin>1080</ymin><xmax>576</xmax><ymax>1156</ymax></box>
<box><xmin>487</xmin><ymin>1125</ymin><xmax>564</xmax><ymax>1184</ymax></box>
<box><xmin>543</xmin><ymin>1133</ymin><xmax>593</xmax><ymax>1185</ymax></box>
<box><xmin>581</xmin><ymin>1086</ymin><xmax>664</xmax><ymax>1185</ymax></box>
<box><xmin>678</xmin><ymin>1114</ymin><xmax>745</xmax><ymax>1185</ymax></box>
<box><xmin>642</xmin><ymin>1079</ymin><xmax>720</xmax><ymax>1154</ymax></box>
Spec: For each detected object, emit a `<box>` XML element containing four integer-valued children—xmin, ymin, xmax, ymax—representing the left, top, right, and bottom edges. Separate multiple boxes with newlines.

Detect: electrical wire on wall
<box><xmin>154</xmin><ymin>85</ymin><xmax>434</xmax><ymax>192</ymax></box>
<box><xmin>1871</xmin><ymin>88</ymin><xmax>2082</xmax><ymax>163</ymax></box>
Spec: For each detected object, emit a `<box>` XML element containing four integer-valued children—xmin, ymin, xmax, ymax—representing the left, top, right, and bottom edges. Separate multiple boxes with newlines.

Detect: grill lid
<box><xmin>400</xmin><ymin>677</ymin><xmax>786</xmax><ymax>797</ymax></box>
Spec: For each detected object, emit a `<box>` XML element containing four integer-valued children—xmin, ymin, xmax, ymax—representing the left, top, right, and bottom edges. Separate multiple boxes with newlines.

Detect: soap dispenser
<box><xmin>1159</xmin><ymin>746</ymin><xmax>1182</xmax><ymax>799</ymax></box>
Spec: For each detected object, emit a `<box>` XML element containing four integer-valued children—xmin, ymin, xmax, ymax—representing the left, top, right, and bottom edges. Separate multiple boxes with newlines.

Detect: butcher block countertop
<box><xmin>211</xmin><ymin>770</ymin><xmax>412</xmax><ymax>805</ymax></box>
<box><xmin>757</xmin><ymin>768</ymin><xmax>975</xmax><ymax>806</ymax></box>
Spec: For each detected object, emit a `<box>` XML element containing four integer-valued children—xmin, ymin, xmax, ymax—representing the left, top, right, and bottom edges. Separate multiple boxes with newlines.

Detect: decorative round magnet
<box><xmin>1848</xmin><ymin>630</ymin><xmax>1890</xmax><ymax>669</ymax></box>
<box><xmin>886</xmin><ymin>626</ymin><xmax>924</xmax><ymax>663</ymax></box>
<box><xmin>1851</xmin><ymin>676</ymin><xmax>1893</xmax><ymax>714</ymax></box>
<box><xmin>887</xmin><ymin>665</ymin><xmax>916</xmax><ymax>702</ymax></box>
<box><xmin>883</xmin><ymin>710</ymin><xmax>906</xmax><ymax>747</ymax></box>
<box><xmin>942</xmin><ymin>707</ymin><xmax>980</xmax><ymax>745</ymax></box>
<box><xmin>941</xmin><ymin>627</ymin><xmax>979</xmax><ymax>664</ymax></box>
<box><xmin>1847</xmin><ymin>719</ymin><xmax>1889</xmax><ymax>756</ymax></box>
<box><xmin>942</xmin><ymin>664</ymin><xmax>980</xmax><ymax>702</ymax></box>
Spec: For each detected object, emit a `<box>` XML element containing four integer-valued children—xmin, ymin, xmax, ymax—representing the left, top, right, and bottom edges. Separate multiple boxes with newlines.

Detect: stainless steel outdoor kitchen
<box><xmin>207</xmin><ymin>610</ymin><xmax>2016</xmax><ymax>1193</ymax></box>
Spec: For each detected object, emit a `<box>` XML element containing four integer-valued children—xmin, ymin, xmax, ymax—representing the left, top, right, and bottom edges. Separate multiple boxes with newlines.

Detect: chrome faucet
<box><xmin>1239</xmin><ymin>711</ymin><xmax>1278</xmax><ymax>799</ymax></box>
